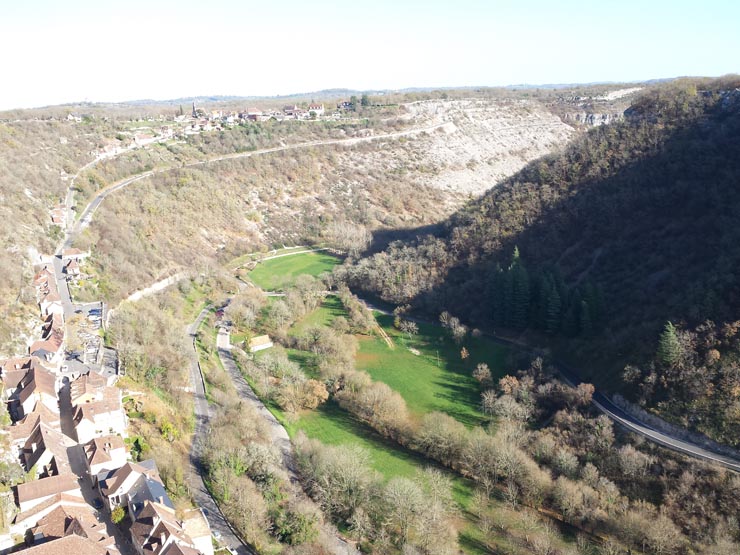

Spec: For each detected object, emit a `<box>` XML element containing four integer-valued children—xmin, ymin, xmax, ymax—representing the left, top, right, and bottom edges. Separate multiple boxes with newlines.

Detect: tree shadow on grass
<box><xmin>305</xmin><ymin>401</ymin><xmax>451</xmax><ymax>478</ymax></box>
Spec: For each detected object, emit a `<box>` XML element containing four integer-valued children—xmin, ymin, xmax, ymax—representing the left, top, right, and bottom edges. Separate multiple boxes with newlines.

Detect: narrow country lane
<box><xmin>186</xmin><ymin>308</ymin><xmax>257</xmax><ymax>555</ymax></box>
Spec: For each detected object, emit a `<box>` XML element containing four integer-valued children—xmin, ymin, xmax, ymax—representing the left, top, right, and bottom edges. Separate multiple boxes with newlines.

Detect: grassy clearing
<box><xmin>358</xmin><ymin>314</ymin><xmax>509</xmax><ymax>427</ymax></box>
<box><xmin>286</xmin><ymin>401</ymin><xmax>426</xmax><ymax>479</ymax></box>
<box><xmin>244</xmin><ymin>281</ymin><xmax>513</xmax><ymax>553</ymax></box>
<box><xmin>283</xmin><ymin>402</ymin><xmax>493</xmax><ymax>555</ymax></box>
<box><xmin>289</xmin><ymin>295</ymin><xmax>345</xmax><ymax>336</ymax></box>
<box><xmin>247</xmin><ymin>251</ymin><xmax>340</xmax><ymax>290</ymax></box>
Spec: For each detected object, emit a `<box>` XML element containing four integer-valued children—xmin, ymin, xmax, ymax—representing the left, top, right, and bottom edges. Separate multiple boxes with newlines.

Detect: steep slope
<box><xmin>346</xmin><ymin>78</ymin><xmax>740</xmax><ymax>397</ymax></box>
<box><xmin>392</xmin><ymin>98</ymin><xmax>575</xmax><ymax>194</ymax></box>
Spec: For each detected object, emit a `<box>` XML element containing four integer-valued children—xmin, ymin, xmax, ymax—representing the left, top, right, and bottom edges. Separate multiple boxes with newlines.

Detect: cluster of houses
<box><xmin>177</xmin><ymin>102</ymin><xmax>334</xmax><ymax>133</ymax></box>
<box><xmin>0</xmin><ymin>262</ymin><xmax>212</xmax><ymax>554</ymax></box>
<box><xmin>30</xmin><ymin>266</ymin><xmax>65</xmax><ymax>367</ymax></box>
<box><xmin>81</xmin><ymin>97</ymin><xmax>367</xmax><ymax>161</ymax></box>
<box><xmin>6</xmin><ymin>435</ymin><xmax>213</xmax><ymax>555</ymax></box>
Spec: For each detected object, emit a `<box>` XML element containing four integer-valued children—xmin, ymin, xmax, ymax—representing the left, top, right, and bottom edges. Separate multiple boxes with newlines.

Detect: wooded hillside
<box><xmin>345</xmin><ymin>77</ymin><xmax>740</xmax><ymax>437</ymax></box>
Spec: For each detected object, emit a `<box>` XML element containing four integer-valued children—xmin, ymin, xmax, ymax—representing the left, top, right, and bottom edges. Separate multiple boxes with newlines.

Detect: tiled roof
<box><xmin>160</xmin><ymin>543</ymin><xmax>201</xmax><ymax>555</ymax></box>
<box><xmin>31</xmin><ymin>504</ymin><xmax>103</xmax><ymax>541</ymax></box>
<box><xmin>83</xmin><ymin>435</ymin><xmax>125</xmax><ymax>466</ymax></box>
<box><xmin>70</xmin><ymin>373</ymin><xmax>108</xmax><ymax>404</ymax></box>
<box><xmin>23</xmin><ymin>422</ymin><xmax>74</xmax><ymax>472</ymax></box>
<box><xmin>131</xmin><ymin>501</ymin><xmax>195</xmax><ymax>555</ymax></box>
<box><xmin>13</xmin><ymin>492</ymin><xmax>89</xmax><ymax>526</ymax></box>
<box><xmin>99</xmin><ymin>461</ymin><xmax>161</xmax><ymax>497</ymax></box>
<box><xmin>16</xmin><ymin>474</ymin><xmax>79</xmax><ymax>504</ymax></box>
<box><xmin>18</xmin><ymin>366</ymin><xmax>58</xmax><ymax>401</ymax></box>
<box><xmin>12</xmin><ymin>534</ymin><xmax>117</xmax><ymax>555</ymax></box>
<box><xmin>9</xmin><ymin>403</ymin><xmax>61</xmax><ymax>443</ymax></box>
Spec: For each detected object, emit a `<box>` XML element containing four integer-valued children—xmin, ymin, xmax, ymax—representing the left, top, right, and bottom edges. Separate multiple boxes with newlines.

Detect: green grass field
<box><xmin>281</xmin><ymin>401</ymin><xmax>488</xmax><ymax>553</ymax></box>
<box><xmin>285</xmin><ymin>401</ymin><xmax>427</xmax><ymax>479</ymax></box>
<box><xmin>289</xmin><ymin>295</ymin><xmax>345</xmax><ymax>336</ymax></box>
<box><xmin>247</xmin><ymin>251</ymin><xmax>340</xmax><ymax>290</ymax></box>
<box><xmin>358</xmin><ymin>314</ymin><xmax>510</xmax><ymax>427</ymax></box>
<box><xmin>228</xmin><ymin>246</ymin><xmax>319</xmax><ymax>270</ymax></box>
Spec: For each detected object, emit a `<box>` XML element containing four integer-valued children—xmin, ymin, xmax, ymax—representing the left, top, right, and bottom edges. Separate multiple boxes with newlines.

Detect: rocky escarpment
<box><xmin>352</xmin><ymin>98</ymin><xmax>577</xmax><ymax>195</ymax></box>
<box><xmin>561</xmin><ymin>111</ymin><xmax>623</xmax><ymax>126</ymax></box>
<box><xmin>554</xmin><ymin>86</ymin><xmax>642</xmax><ymax>127</ymax></box>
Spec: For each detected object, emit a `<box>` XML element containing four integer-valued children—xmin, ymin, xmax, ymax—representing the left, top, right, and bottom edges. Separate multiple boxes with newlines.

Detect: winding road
<box><xmin>214</xmin><ymin>329</ymin><xmax>357</xmax><ymax>555</ymax></box>
<box><xmin>186</xmin><ymin>308</ymin><xmax>256</xmax><ymax>555</ymax></box>
<box><xmin>57</xmin><ymin>112</ymin><xmax>740</xmax><ymax>555</ymax></box>
<box><xmin>63</xmin><ymin>121</ymin><xmax>450</xmax><ymax>246</ymax></box>
<box><xmin>559</xmin><ymin>364</ymin><xmax>740</xmax><ymax>472</ymax></box>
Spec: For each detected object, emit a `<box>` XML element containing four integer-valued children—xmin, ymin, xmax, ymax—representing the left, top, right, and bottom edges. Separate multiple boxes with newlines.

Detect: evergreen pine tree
<box><xmin>533</xmin><ymin>274</ymin><xmax>550</xmax><ymax>330</ymax></box>
<box><xmin>552</xmin><ymin>267</ymin><xmax>567</xmax><ymax>301</ymax></box>
<box><xmin>489</xmin><ymin>265</ymin><xmax>505</xmax><ymax>326</ymax></box>
<box><xmin>545</xmin><ymin>286</ymin><xmax>561</xmax><ymax>334</ymax></box>
<box><xmin>579</xmin><ymin>300</ymin><xmax>592</xmax><ymax>336</ymax></box>
<box><xmin>583</xmin><ymin>281</ymin><xmax>604</xmax><ymax>329</ymax></box>
<box><xmin>657</xmin><ymin>321</ymin><xmax>681</xmax><ymax>367</ymax></box>
<box><xmin>562</xmin><ymin>291</ymin><xmax>580</xmax><ymax>336</ymax></box>
<box><xmin>502</xmin><ymin>267</ymin><xmax>514</xmax><ymax>327</ymax></box>
<box><xmin>510</xmin><ymin>256</ymin><xmax>530</xmax><ymax>329</ymax></box>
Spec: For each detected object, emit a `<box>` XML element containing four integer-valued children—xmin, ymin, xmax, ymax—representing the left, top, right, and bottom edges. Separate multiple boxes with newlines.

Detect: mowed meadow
<box><xmin>247</xmin><ymin>250</ymin><xmax>341</xmax><ymax>291</ymax></box>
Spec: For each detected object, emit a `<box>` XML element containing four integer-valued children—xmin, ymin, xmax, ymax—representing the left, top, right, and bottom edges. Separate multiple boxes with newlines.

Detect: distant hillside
<box><xmin>346</xmin><ymin>77</ymin><xmax>740</xmax><ymax>395</ymax></box>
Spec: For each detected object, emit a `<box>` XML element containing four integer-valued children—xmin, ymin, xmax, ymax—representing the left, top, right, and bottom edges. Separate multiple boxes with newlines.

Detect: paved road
<box><xmin>561</xmin><ymin>367</ymin><xmax>740</xmax><ymax>472</ymax></box>
<box><xmin>52</xmin><ymin>255</ymin><xmax>75</xmax><ymax>319</ymax></box>
<box><xmin>64</xmin><ymin>171</ymin><xmax>155</xmax><ymax>248</ymax></box>
<box><xmin>215</xmin><ymin>331</ymin><xmax>293</xmax><ymax>468</ymax></box>
<box><xmin>186</xmin><ymin>308</ymin><xmax>256</xmax><ymax>555</ymax></box>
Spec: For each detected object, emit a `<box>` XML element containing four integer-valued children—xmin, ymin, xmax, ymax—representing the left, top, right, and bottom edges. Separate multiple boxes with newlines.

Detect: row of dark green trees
<box><xmin>487</xmin><ymin>248</ymin><xmax>603</xmax><ymax>336</ymax></box>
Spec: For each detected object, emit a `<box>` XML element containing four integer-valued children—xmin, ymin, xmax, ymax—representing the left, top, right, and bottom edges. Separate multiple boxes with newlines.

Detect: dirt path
<box><xmin>371</xmin><ymin>316</ymin><xmax>394</xmax><ymax>349</ymax></box>
<box><xmin>104</xmin><ymin>271</ymin><xmax>189</xmax><ymax>328</ymax></box>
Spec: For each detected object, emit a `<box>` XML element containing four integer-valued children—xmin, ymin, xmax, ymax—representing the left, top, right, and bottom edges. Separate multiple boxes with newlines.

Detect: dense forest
<box><xmin>343</xmin><ymin>77</ymin><xmax>740</xmax><ymax>441</ymax></box>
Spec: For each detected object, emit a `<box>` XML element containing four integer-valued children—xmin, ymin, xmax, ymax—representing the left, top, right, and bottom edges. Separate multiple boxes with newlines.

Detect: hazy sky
<box><xmin>2</xmin><ymin>0</ymin><xmax>738</xmax><ymax>109</ymax></box>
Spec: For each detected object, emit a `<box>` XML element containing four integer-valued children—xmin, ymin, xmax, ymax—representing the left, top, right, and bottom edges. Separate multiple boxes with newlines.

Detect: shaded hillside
<box><xmin>346</xmin><ymin>77</ymin><xmax>740</xmax><ymax>387</ymax></box>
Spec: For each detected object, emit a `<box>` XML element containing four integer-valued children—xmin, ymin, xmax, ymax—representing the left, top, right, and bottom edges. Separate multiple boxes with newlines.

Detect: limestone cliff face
<box><xmin>554</xmin><ymin>86</ymin><xmax>641</xmax><ymax>127</ymax></box>
<box><xmin>561</xmin><ymin>111</ymin><xmax>623</xmax><ymax>126</ymax></box>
